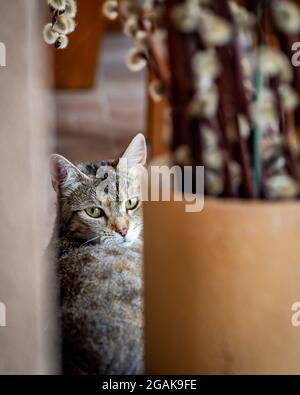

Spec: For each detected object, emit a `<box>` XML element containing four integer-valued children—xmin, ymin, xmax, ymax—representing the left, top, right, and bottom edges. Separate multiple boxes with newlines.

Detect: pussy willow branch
<box><xmin>213</xmin><ymin>0</ymin><xmax>255</xmax><ymax>198</ymax></box>
<box><xmin>165</xmin><ymin>0</ymin><xmax>196</xmax><ymax>152</ymax></box>
<box><xmin>70</xmin><ymin>0</ymin><xmax>300</xmax><ymax>200</ymax></box>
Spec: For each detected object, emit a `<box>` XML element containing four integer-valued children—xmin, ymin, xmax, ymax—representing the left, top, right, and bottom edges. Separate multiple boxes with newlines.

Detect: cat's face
<box><xmin>50</xmin><ymin>134</ymin><xmax>147</xmax><ymax>247</ymax></box>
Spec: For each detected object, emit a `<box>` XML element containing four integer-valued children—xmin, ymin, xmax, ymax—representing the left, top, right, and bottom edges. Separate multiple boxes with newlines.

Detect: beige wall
<box><xmin>0</xmin><ymin>0</ymin><xmax>57</xmax><ymax>374</ymax></box>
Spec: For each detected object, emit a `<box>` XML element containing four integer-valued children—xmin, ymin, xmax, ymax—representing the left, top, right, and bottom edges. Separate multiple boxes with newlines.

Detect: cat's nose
<box><xmin>116</xmin><ymin>227</ymin><xmax>128</xmax><ymax>238</ymax></box>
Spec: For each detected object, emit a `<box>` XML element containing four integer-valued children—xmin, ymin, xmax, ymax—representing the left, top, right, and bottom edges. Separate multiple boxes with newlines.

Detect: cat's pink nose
<box><xmin>117</xmin><ymin>227</ymin><xmax>128</xmax><ymax>238</ymax></box>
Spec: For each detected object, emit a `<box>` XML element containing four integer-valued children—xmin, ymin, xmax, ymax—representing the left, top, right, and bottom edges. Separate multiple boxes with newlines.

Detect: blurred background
<box><xmin>54</xmin><ymin>1</ymin><xmax>146</xmax><ymax>163</ymax></box>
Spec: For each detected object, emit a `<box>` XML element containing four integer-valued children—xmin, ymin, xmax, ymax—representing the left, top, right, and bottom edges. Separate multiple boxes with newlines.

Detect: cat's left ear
<box><xmin>50</xmin><ymin>154</ymin><xmax>88</xmax><ymax>193</ymax></box>
<box><xmin>120</xmin><ymin>133</ymin><xmax>147</xmax><ymax>167</ymax></box>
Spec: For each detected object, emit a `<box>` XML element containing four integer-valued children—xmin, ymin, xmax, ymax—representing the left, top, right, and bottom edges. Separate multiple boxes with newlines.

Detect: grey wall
<box><xmin>0</xmin><ymin>0</ymin><xmax>57</xmax><ymax>374</ymax></box>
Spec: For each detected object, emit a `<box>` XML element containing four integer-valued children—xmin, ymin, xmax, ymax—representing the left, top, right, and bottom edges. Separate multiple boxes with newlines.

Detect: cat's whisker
<box><xmin>79</xmin><ymin>235</ymin><xmax>101</xmax><ymax>248</ymax></box>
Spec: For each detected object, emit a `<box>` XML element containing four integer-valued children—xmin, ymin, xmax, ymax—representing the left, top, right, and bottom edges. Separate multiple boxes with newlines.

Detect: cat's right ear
<box><xmin>50</xmin><ymin>154</ymin><xmax>87</xmax><ymax>193</ymax></box>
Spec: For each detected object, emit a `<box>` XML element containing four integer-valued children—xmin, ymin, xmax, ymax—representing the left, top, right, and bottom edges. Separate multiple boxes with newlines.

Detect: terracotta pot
<box><xmin>144</xmin><ymin>198</ymin><xmax>300</xmax><ymax>374</ymax></box>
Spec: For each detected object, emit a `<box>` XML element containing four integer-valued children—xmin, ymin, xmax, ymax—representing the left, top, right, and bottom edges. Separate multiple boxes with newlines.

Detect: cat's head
<box><xmin>50</xmin><ymin>134</ymin><xmax>147</xmax><ymax>247</ymax></box>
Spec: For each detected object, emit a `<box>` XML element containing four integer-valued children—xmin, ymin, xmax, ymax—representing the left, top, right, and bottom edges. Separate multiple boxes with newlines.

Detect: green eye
<box><xmin>125</xmin><ymin>198</ymin><xmax>139</xmax><ymax>210</ymax></box>
<box><xmin>85</xmin><ymin>207</ymin><xmax>104</xmax><ymax>218</ymax></box>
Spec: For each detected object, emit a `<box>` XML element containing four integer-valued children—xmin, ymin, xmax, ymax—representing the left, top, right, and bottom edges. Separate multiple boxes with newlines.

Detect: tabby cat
<box><xmin>49</xmin><ymin>134</ymin><xmax>147</xmax><ymax>375</ymax></box>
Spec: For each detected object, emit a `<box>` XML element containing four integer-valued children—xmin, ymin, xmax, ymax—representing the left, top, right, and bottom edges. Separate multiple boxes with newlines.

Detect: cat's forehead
<box><xmin>78</xmin><ymin>160</ymin><xmax>140</xmax><ymax>203</ymax></box>
<box><xmin>96</xmin><ymin>171</ymin><xmax>140</xmax><ymax>203</ymax></box>
<box><xmin>77</xmin><ymin>160</ymin><xmax>117</xmax><ymax>176</ymax></box>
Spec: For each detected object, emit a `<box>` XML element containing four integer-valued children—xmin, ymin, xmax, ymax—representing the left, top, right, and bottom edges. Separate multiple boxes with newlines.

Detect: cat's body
<box><xmin>56</xmin><ymin>235</ymin><xmax>143</xmax><ymax>375</ymax></box>
<box><xmin>50</xmin><ymin>134</ymin><xmax>147</xmax><ymax>375</ymax></box>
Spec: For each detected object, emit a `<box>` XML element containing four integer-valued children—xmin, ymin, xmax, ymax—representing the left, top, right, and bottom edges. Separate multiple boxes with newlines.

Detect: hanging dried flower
<box><xmin>237</xmin><ymin>114</ymin><xmax>251</xmax><ymax>139</ymax></box>
<box><xmin>203</xmin><ymin>150</ymin><xmax>224</xmax><ymax>170</ymax></box>
<box><xmin>278</xmin><ymin>84</ymin><xmax>299</xmax><ymax>112</ymax></box>
<box><xmin>266</xmin><ymin>174</ymin><xmax>299</xmax><ymax>199</ymax></box>
<box><xmin>126</xmin><ymin>47</ymin><xmax>147</xmax><ymax>72</ymax></box>
<box><xmin>199</xmin><ymin>11</ymin><xmax>232</xmax><ymax>47</ymax></box>
<box><xmin>123</xmin><ymin>17</ymin><xmax>139</xmax><ymax>37</ymax></box>
<box><xmin>43</xmin><ymin>0</ymin><xmax>77</xmax><ymax>49</ymax></box>
<box><xmin>258</xmin><ymin>47</ymin><xmax>292</xmax><ymax>83</ymax></box>
<box><xmin>192</xmin><ymin>49</ymin><xmax>221</xmax><ymax>92</ymax></box>
<box><xmin>189</xmin><ymin>86</ymin><xmax>219</xmax><ymax>119</ymax></box>
<box><xmin>48</xmin><ymin>0</ymin><xmax>66</xmax><ymax>12</ymax></box>
<box><xmin>251</xmin><ymin>91</ymin><xmax>279</xmax><ymax>133</ymax></box>
<box><xmin>265</xmin><ymin>155</ymin><xmax>286</xmax><ymax>177</ymax></box>
<box><xmin>102</xmin><ymin>0</ymin><xmax>119</xmax><ymax>21</ymax></box>
<box><xmin>135</xmin><ymin>30</ymin><xmax>149</xmax><ymax>49</ymax></box>
<box><xmin>149</xmin><ymin>79</ymin><xmax>166</xmax><ymax>102</ymax></box>
<box><xmin>65</xmin><ymin>0</ymin><xmax>77</xmax><ymax>18</ymax></box>
<box><xmin>230</xmin><ymin>2</ymin><xmax>256</xmax><ymax>51</ymax></box>
<box><xmin>55</xmin><ymin>34</ymin><xmax>69</xmax><ymax>49</ymax></box>
<box><xmin>229</xmin><ymin>1</ymin><xmax>256</xmax><ymax>29</ymax></box>
<box><xmin>261</xmin><ymin>135</ymin><xmax>284</xmax><ymax>161</ymax></box>
<box><xmin>171</xmin><ymin>2</ymin><xmax>201</xmax><ymax>33</ymax></box>
<box><xmin>272</xmin><ymin>0</ymin><xmax>300</xmax><ymax>35</ymax></box>
<box><xmin>43</xmin><ymin>23</ymin><xmax>59</xmax><ymax>45</ymax></box>
<box><xmin>120</xmin><ymin>0</ymin><xmax>140</xmax><ymax>19</ymax></box>
<box><xmin>53</xmin><ymin>14</ymin><xmax>74</xmax><ymax>34</ymax></box>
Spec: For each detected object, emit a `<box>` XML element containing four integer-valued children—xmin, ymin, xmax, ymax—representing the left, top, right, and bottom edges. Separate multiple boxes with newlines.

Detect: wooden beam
<box><xmin>54</xmin><ymin>0</ymin><xmax>107</xmax><ymax>90</ymax></box>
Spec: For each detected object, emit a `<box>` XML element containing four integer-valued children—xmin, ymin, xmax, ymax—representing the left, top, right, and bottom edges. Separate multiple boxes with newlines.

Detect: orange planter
<box><xmin>144</xmin><ymin>199</ymin><xmax>300</xmax><ymax>374</ymax></box>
